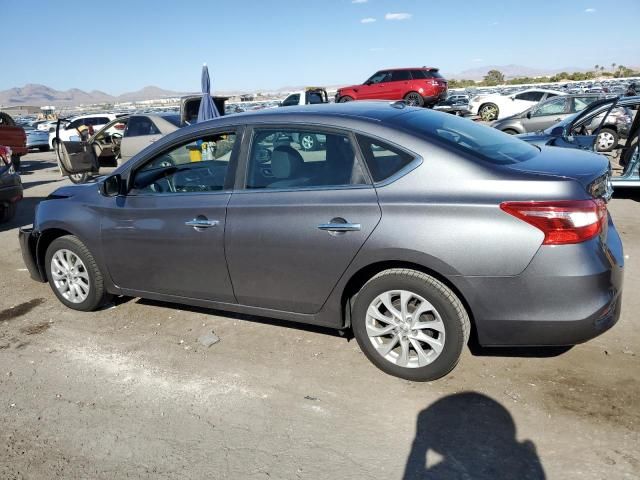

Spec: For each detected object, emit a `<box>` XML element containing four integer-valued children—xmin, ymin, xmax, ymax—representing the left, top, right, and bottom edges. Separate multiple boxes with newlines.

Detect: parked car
<box><xmin>469</xmin><ymin>88</ymin><xmax>565</xmax><ymax>121</ymax></box>
<box><xmin>0</xmin><ymin>146</ymin><xmax>22</xmax><ymax>223</ymax></box>
<box><xmin>491</xmin><ymin>94</ymin><xmax>604</xmax><ymax>135</ymax></box>
<box><xmin>335</xmin><ymin>68</ymin><xmax>447</xmax><ymax>107</ymax></box>
<box><xmin>433</xmin><ymin>97</ymin><xmax>471</xmax><ymax>116</ymax></box>
<box><xmin>279</xmin><ymin>88</ymin><xmax>329</xmax><ymax>107</ymax></box>
<box><xmin>0</xmin><ymin>112</ymin><xmax>27</xmax><ymax>170</ymax></box>
<box><xmin>54</xmin><ymin>113</ymin><xmax>180</xmax><ymax>184</ymax></box>
<box><xmin>518</xmin><ymin>96</ymin><xmax>636</xmax><ymax>153</ymax></box>
<box><xmin>49</xmin><ymin>114</ymin><xmax>118</xmax><ymax>149</ymax></box>
<box><xmin>518</xmin><ymin>96</ymin><xmax>640</xmax><ymax>189</ymax></box>
<box><xmin>24</xmin><ymin>126</ymin><xmax>50</xmax><ymax>151</ymax></box>
<box><xmin>20</xmin><ymin>102</ymin><xmax>622</xmax><ymax>381</ymax></box>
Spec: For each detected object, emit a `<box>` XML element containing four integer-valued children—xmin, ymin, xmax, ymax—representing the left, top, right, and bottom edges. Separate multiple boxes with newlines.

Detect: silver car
<box><xmin>19</xmin><ymin>103</ymin><xmax>623</xmax><ymax>381</ymax></box>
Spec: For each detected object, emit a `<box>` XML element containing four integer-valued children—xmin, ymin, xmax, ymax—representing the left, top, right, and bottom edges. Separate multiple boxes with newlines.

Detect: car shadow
<box><xmin>403</xmin><ymin>392</ymin><xmax>546</xmax><ymax>480</ymax></box>
<box><xmin>18</xmin><ymin>159</ymin><xmax>58</xmax><ymax>175</ymax></box>
<box><xmin>612</xmin><ymin>189</ymin><xmax>640</xmax><ymax>202</ymax></box>
<box><xmin>0</xmin><ymin>196</ymin><xmax>46</xmax><ymax>233</ymax></box>
<box><xmin>133</xmin><ymin>298</ymin><xmax>350</xmax><ymax>339</ymax></box>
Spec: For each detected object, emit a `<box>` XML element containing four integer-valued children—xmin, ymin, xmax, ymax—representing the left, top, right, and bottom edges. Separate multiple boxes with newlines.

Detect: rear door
<box><xmin>388</xmin><ymin>70</ymin><xmax>412</xmax><ymax>99</ymax></box>
<box><xmin>225</xmin><ymin>125</ymin><xmax>381</xmax><ymax>314</ymax></box>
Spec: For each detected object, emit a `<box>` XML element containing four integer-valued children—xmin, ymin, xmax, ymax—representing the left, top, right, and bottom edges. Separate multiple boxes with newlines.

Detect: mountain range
<box><xmin>1</xmin><ymin>64</ymin><xmax>632</xmax><ymax>107</ymax></box>
<box><xmin>0</xmin><ymin>84</ymin><xmax>197</xmax><ymax>107</ymax></box>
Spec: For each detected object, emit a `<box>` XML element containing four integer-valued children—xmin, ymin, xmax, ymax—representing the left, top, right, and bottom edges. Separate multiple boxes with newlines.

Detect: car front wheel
<box><xmin>45</xmin><ymin>235</ymin><xmax>111</xmax><ymax>311</ymax></box>
<box><xmin>351</xmin><ymin>269</ymin><xmax>470</xmax><ymax>381</ymax></box>
<box><xmin>479</xmin><ymin>103</ymin><xmax>499</xmax><ymax>121</ymax></box>
<box><xmin>338</xmin><ymin>96</ymin><xmax>354</xmax><ymax>103</ymax></box>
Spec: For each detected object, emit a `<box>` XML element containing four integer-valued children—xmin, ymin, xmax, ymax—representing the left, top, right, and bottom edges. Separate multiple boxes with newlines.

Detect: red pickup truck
<box><xmin>0</xmin><ymin>112</ymin><xmax>27</xmax><ymax>170</ymax></box>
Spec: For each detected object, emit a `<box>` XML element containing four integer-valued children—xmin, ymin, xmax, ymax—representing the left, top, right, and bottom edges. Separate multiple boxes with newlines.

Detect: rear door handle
<box><xmin>317</xmin><ymin>223</ymin><xmax>361</xmax><ymax>232</ymax></box>
<box><xmin>185</xmin><ymin>219</ymin><xmax>219</xmax><ymax>229</ymax></box>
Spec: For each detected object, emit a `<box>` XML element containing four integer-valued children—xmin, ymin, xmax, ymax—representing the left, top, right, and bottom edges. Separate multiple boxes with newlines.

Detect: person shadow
<box><xmin>403</xmin><ymin>392</ymin><xmax>545</xmax><ymax>480</ymax></box>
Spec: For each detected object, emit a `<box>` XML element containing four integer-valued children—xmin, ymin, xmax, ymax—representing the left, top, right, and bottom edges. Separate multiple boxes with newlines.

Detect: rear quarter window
<box><xmin>356</xmin><ymin>135</ymin><xmax>416</xmax><ymax>182</ymax></box>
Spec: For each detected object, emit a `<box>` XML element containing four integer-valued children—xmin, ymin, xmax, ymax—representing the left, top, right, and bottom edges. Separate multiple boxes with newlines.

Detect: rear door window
<box><xmin>126</xmin><ymin>116</ymin><xmax>161</xmax><ymax>137</ymax></box>
<box><xmin>356</xmin><ymin>135</ymin><xmax>416</xmax><ymax>182</ymax></box>
<box><xmin>390</xmin><ymin>70</ymin><xmax>411</xmax><ymax>82</ymax></box>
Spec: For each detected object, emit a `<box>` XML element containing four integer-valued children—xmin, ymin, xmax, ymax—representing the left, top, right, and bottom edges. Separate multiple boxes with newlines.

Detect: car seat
<box><xmin>269</xmin><ymin>145</ymin><xmax>310</xmax><ymax>188</ymax></box>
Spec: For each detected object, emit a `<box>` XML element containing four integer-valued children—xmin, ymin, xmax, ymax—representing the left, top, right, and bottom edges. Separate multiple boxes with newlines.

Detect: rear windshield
<box><xmin>395</xmin><ymin>110</ymin><xmax>539</xmax><ymax>165</ymax></box>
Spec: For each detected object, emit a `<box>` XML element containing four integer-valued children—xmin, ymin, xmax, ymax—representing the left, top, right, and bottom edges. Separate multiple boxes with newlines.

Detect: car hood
<box><xmin>505</xmin><ymin>145</ymin><xmax>608</xmax><ymax>188</ymax></box>
<box><xmin>516</xmin><ymin>131</ymin><xmax>554</xmax><ymax>146</ymax></box>
<box><xmin>49</xmin><ymin>182</ymin><xmax>100</xmax><ymax>198</ymax></box>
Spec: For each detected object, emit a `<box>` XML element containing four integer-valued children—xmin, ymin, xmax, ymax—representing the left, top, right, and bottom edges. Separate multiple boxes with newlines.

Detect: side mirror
<box><xmin>364</xmin><ymin>80</ymin><xmax>372</xmax><ymax>86</ymax></box>
<box><xmin>100</xmin><ymin>174</ymin><xmax>122</xmax><ymax>197</ymax></box>
<box><xmin>550</xmin><ymin>126</ymin><xmax>564</xmax><ymax>137</ymax></box>
<box><xmin>526</xmin><ymin>111</ymin><xmax>532</xmax><ymax>119</ymax></box>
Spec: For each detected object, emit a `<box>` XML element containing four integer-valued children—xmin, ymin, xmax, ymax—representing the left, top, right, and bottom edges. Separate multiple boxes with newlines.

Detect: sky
<box><xmin>2</xmin><ymin>0</ymin><xmax>639</xmax><ymax>94</ymax></box>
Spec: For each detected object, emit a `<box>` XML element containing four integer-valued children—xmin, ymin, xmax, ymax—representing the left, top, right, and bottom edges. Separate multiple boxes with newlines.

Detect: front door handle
<box><xmin>185</xmin><ymin>218</ymin><xmax>219</xmax><ymax>229</ymax></box>
<box><xmin>317</xmin><ymin>223</ymin><xmax>361</xmax><ymax>232</ymax></box>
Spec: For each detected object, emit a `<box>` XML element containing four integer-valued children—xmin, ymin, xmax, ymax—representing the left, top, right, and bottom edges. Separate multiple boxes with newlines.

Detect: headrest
<box><xmin>271</xmin><ymin>146</ymin><xmax>304</xmax><ymax>179</ymax></box>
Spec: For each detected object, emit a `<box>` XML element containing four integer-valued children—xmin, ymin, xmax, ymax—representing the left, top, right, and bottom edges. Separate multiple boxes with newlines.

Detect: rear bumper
<box><xmin>423</xmin><ymin>91</ymin><xmax>448</xmax><ymax>105</ymax></box>
<box><xmin>19</xmin><ymin>226</ymin><xmax>45</xmax><ymax>282</ymax></box>
<box><xmin>457</xmin><ymin>216</ymin><xmax>624</xmax><ymax>346</ymax></box>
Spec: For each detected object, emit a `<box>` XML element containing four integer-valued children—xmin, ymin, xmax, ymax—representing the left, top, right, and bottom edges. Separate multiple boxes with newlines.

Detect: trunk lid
<box><xmin>506</xmin><ymin>146</ymin><xmax>612</xmax><ymax>200</ymax></box>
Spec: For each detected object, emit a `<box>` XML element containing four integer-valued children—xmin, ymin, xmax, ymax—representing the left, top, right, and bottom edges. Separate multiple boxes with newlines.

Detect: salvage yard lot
<box><xmin>1</xmin><ymin>152</ymin><xmax>639</xmax><ymax>479</ymax></box>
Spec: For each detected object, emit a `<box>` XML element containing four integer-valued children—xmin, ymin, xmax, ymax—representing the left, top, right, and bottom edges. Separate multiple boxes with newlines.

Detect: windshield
<box><xmin>396</xmin><ymin>110</ymin><xmax>539</xmax><ymax>165</ymax></box>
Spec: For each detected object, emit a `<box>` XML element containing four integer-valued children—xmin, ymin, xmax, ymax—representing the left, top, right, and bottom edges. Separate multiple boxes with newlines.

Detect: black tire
<box><xmin>338</xmin><ymin>96</ymin><xmax>354</xmax><ymax>103</ymax></box>
<box><xmin>45</xmin><ymin>235</ymin><xmax>111</xmax><ymax>311</ymax></box>
<box><xmin>404</xmin><ymin>91</ymin><xmax>425</xmax><ymax>107</ymax></box>
<box><xmin>502</xmin><ymin>128</ymin><xmax>519</xmax><ymax>135</ymax></box>
<box><xmin>351</xmin><ymin>268</ymin><xmax>470</xmax><ymax>381</ymax></box>
<box><xmin>69</xmin><ymin>172</ymin><xmax>90</xmax><ymax>184</ymax></box>
<box><xmin>0</xmin><ymin>202</ymin><xmax>17</xmax><ymax>223</ymax></box>
<box><xmin>10</xmin><ymin>154</ymin><xmax>20</xmax><ymax>171</ymax></box>
<box><xmin>479</xmin><ymin>103</ymin><xmax>499</xmax><ymax>121</ymax></box>
<box><xmin>595</xmin><ymin>128</ymin><xmax>619</xmax><ymax>152</ymax></box>
<box><xmin>298</xmin><ymin>133</ymin><xmax>317</xmax><ymax>151</ymax></box>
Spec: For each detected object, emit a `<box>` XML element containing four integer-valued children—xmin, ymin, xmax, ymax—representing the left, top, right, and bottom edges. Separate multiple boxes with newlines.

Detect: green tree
<box><xmin>611</xmin><ymin>63</ymin><xmax>616</xmax><ymax>71</ymax></box>
<box><xmin>483</xmin><ymin>69</ymin><xmax>505</xmax><ymax>86</ymax></box>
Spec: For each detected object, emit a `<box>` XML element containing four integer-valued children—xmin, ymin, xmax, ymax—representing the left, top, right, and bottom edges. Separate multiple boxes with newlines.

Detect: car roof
<box><xmin>379</xmin><ymin>67</ymin><xmax>439</xmax><ymax>72</ymax></box>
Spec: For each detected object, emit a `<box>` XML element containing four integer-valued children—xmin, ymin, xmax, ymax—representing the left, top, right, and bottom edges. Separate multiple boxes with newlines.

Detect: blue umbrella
<box><xmin>197</xmin><ymin>63</ymin><xmax>220</xmax><ymax>122</ymax></box>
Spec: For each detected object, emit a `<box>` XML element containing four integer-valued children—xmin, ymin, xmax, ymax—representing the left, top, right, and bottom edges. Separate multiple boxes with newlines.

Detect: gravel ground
<box><xmin>1</xmin><ymin>152</ymin><xmax>638</xmax><ymax>480</ymax></box>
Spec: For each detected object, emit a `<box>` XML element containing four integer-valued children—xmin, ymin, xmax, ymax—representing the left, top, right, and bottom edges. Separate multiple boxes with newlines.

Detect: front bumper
<box><xmin>19</xmin><ymin>226</ymin><xmax>45</xmax><ymax>282</ymax></box>
<box><xmin>456</xmin><ymin>215</ymin><xmax>624</xmax><ymax>346</ymax></box>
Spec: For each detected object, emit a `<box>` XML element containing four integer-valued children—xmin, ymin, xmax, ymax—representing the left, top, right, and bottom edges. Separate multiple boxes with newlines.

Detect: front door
<box><xmin>100</xmin><ymin>130</ymin><xmax>240</xmax><ymax>302</ymax></box>
<box><xmin>359</xmin><ymin>71</ymin><xmax>393</xmax><ymax>100</ymax></box>
<box><xmin>57</xmin><ymin>140</ymin><xmax>97</xmax><ymax>174</ymax></box>
<box><xmin>225</xmin><ymin>126</ymin><xmax>381</xmax><ymax>314</ymax></box>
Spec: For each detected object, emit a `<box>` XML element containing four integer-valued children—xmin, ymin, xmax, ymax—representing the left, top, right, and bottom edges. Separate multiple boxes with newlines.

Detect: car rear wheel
<box><xmin>479</xmin><ymin>103</ymin><xmax>499</xmax><ymax>121</ymax></box>
<box><xmin>45</xmin><ymin>235</ymin><xmax>111</xmax><ymax>311</ymax></box>
<box><xmin>351</xmin><ymin>269</ymin><xmax>470</xmax><ymax>381</ymax></box>
<box><xmin>595</xmin><ymin>128</ymin><xmax>619</xmax><ymax>152</ymax></box>
<box><xmin>338</xmin><ymin>96</ymin><xmax>353</xmax><ymax>103</ymax></box>
<box><xmin>404</xmin><ymin>92</ymin><xmax>424</xmax><ymax>107</ymax></box>
<box><xmin>502</xmin><ymin>128</ymin><xmax>519</xmax><ymax>135</ymax></box>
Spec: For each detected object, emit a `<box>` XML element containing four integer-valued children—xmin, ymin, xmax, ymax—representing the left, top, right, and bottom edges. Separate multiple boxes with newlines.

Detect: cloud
<box><xmin>385</xmin><ymin>12</ymin><xmax>412</xmax><ymax>21</ymax></box>
<box><xmin>352</xmin><ymin>0</ymin><xmax>368</xmax><ymax>3</ymax></box>
<box><xmin>361</xmin><ymin>17</ymin><xmax>376</xmax><ymax>23</ymax></box>
<box><xmin>585</xmin><ymin>7</ymin><xmax>596</xmax><ymax>13</ymax></box>
<box><xmin>490</xmin><ymin>21</ymin><xmax>499</xmax><ymax>26</ymax></box>
<box><xmin>472</xmin><ymin>58</ymin><xmax>484</xmax><ymax>63</ymax></box>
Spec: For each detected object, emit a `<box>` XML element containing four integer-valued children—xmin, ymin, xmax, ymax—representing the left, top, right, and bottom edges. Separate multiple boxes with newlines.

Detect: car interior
<box><xmin>246</xmin><ymin>130</ymin><xmax>367</xmax><ymax>189</ymax></box>
<box><xmin>132</xmin><ymin>133</ymin><xmax>236</xmax><ymax>194</ymax></box>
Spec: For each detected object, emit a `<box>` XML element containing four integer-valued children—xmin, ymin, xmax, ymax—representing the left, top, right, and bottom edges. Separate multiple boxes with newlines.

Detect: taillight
<box><xmin>500</xmin><ymin>199</ymin><xmax>607</xmax><ymax>245</ymax></box>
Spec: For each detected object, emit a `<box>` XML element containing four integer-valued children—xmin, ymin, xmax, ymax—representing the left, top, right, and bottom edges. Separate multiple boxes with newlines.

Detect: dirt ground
<box><xmin>1</xmin><ymin>152</ymin><xmax>638</xmax><ymax>480</ymax></box>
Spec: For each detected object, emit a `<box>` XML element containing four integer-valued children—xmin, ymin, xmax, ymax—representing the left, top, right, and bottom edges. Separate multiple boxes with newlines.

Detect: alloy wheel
<box><xmin>300</xmin><ymin>134</ymin><xmax>315</xmax><ymax>151</ymax></box>
<box><xmin>405</xmin><ymin>93</ymin><xmax>422</xmax><ymax>107</ymax></box>
<box><xmin>366</xmin><ymin>290</ymin><xmax>446</xmax><ymax>368</ymax></box>
<box><xmin>597</xmin><ymin>131</ymin><xmax>616</xmax><ymax>151</ymax></box>
<box><xmin>50</xmin><ymin>249</ymin><xmax>90</xmax><ymax>303</ymax></box>
<box><xmin>479</xmin><ymin>105</ymin><xmax>498</xmax><ymax>121</ymax></box>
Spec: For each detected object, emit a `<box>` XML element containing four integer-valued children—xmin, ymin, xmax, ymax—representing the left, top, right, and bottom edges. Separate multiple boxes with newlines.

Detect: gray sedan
<box><xmin>19</xmin><ymin>103</ymin><xmax>623</xmax><ymax>381</ymax></box>
<box><xmin>491</xmin><ymin>94</ymin><xmax>602</xmax><ymax>135</ymax></box>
